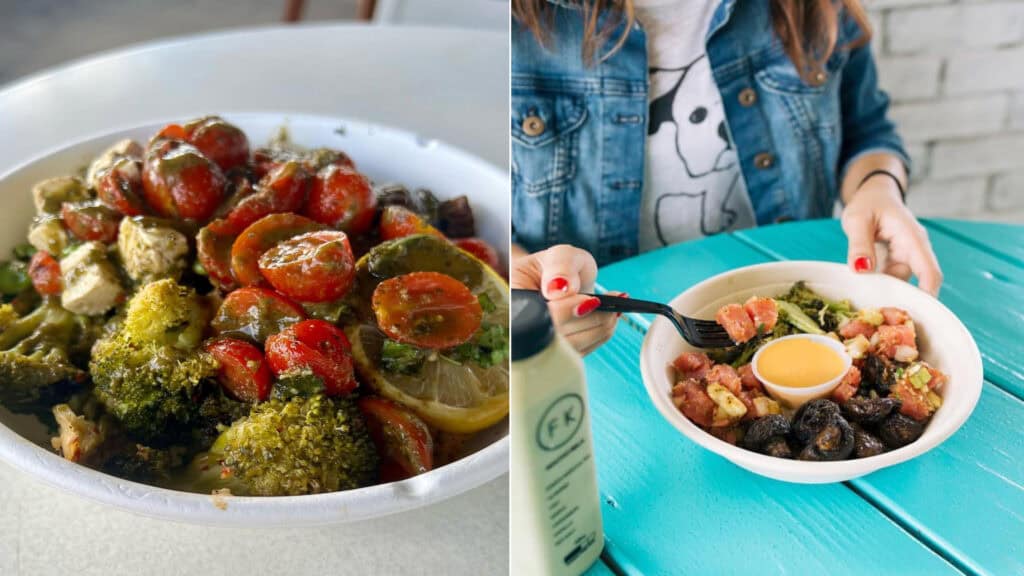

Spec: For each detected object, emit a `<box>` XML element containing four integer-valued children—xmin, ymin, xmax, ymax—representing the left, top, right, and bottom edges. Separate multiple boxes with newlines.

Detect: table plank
<box><xmin>732</xmin><ymin>220</ymin><xmax>1024</xmax><ymax>399</ymax></box>
<box><xmin>584</xmin><ymin>559</ymin><xmax>619</xmax><ymax>576</ymax></box>
<box><xmin>585</xmin><ymin>325</ymin><xmax>961</xmax><ymax>576</ymax></box>
<box><xmin>926</xmin><ymin>219</ymin><xmax>1024</xmax><ymax>268</ymax></box>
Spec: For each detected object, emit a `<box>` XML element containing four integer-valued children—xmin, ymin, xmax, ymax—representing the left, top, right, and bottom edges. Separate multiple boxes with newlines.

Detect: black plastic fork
<box><xmin>518</xmin><ymin>290</ymin><xmax>736</xmax><ymax>349</ymax></box>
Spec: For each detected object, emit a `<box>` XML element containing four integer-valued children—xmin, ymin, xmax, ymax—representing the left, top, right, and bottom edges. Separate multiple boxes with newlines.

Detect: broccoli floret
<box><xmin>101</xmin><ymin>442</ymin><xmax>188</xmax><ymax>484</ymax></box>
<box><xmin>778</xmin><ymin>281</ymin><xmax>854</xmax><ymax>332</ymax></box>
<box><xmin>90</xmin><ymin>279</ymin><xmax>218</xmax><ymax>444</ymax></box>
<box><xmin>0</xmin><ymin>299</ymin><xmax>98</xmax><ymax>410</ymax></box>
<box><xmin>178</xmin><ymin>394</ymin><xmax>379</xmax><ymax>496</ymax></box>
<box><xmin>380</xmin><ymin>339</ymin><xmax>426</xmax><ymax>374</ymax></box>
<box><xmin>774</xmin><ymin>300</ymin><xmax>826</xmax><ymax>335</ymax></box>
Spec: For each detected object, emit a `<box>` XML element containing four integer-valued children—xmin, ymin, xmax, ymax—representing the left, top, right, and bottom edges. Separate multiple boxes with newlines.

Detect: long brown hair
<box><xmin>512</xmin><ymin>0</ymin><xmax>871</xmax><ymax>81</ymax></box>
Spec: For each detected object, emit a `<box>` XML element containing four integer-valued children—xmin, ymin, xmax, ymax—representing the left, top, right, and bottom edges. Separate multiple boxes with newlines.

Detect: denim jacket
<box><xmin>512</xmin><ymin>0</ymin><xmax>909</xmax><ymax>265</ymax></box>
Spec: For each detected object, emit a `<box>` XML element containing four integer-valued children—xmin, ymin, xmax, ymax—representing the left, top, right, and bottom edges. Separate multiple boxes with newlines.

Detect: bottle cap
<box><xmin>511</xmin><ymin>289</ymin><xmax>554</xmax><ymax>361</ymax></box>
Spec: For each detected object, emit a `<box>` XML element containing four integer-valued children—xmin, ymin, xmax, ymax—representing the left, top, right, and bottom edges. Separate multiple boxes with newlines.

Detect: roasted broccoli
<box><xmin>0</xmin><ymin>299</ymin><xmax>98</xmax><ymax>410</ymax></box>
<box><xmin>90</xmin><ymin>279</ymin><xmax>218</xmax><ymax>444</ymax></box>
<box><xmin>178</xmin><ymin>394</ymin><xmax>378</xmax><ymax>496</ymax></box>
<box><xmin>778</xmin><ymin>281</ymin><xmax>854</xmax><ymax>332</ymax></box>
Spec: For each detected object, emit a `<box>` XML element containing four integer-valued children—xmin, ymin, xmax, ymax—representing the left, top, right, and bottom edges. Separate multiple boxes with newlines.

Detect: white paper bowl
<box><xmin>639</xmin><ymin>261</ymin><xmax>983</xmax><ymax>484</ymax></box>
<box><xmin>0</xmin><ymin>113</ymin><xmax>509</xmax><ymax>525</ymax></box>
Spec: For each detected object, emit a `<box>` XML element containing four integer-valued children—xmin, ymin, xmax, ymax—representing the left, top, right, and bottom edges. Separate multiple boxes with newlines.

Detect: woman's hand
<box><xmin>841</xmin><ymin>175</ymin><xmax>943</xmax><ymax>296</ymax></box>
<box><xmin>511</xmin><ymin>244</ymin><xmax>621</xmax><ymax>356</ymax></box>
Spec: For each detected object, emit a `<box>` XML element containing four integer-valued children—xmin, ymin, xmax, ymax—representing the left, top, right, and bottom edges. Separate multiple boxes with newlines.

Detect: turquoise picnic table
<box><xmin>581</xmin><ymin>218</ymin><xmax>1024</xmax><ymax>576</ymax></box>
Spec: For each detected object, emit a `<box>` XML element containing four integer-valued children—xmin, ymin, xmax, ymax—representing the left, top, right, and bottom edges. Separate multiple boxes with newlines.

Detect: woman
<box><xmin>510</xmin><ymin>0</ymin><xmax>942</xmax><ymax>356</ymax></box>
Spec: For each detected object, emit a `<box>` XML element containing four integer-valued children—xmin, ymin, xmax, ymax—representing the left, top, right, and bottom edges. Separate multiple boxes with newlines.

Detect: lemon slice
<box><xmin>347</xmin><ymin>235</ymin><xmax>509</xmax><ymax>433</ymax></box>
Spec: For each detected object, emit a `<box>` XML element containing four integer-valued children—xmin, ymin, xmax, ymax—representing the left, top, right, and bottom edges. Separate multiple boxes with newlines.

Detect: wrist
<box><xmin>857</xmin><ymin>169</ymin><xmax>906</xmax><ymax>203</ymax></box>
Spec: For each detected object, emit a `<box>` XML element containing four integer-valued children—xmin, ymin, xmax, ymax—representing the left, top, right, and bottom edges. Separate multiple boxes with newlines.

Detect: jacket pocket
<box><xmin>511</xmin><ymin>94</ymin><xmax>588</xmax><ymax>196</ymax></box>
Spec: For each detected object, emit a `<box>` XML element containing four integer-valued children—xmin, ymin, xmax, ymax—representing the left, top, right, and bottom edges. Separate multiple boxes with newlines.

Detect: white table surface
<box><xmin>0</xmin><ymin>23</ymin><xmax>509</xmax><ymax>576</ymax></box>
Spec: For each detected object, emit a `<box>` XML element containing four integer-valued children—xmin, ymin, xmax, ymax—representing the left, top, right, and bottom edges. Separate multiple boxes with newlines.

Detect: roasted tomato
<box><xmin>61</xmin><ymin>200</ymin><xmax>122</xmax><ymax>243</ymax></box>
<box><xmin>257</xmin><ymin>231</ymin><xmax>355</xmax><ymax>302</ymax></box>
<box><xmin>142</xmin><ymin>140</ymin><xmax>226</xmax><ymax>221</ymax></box>
<box><xmin>230</xmin><ymin>213</ymin><xmax>323</xmax><ymax>287</ymax></box>
<box><xmin>196</xmin><ymin>219</ymin><xmax>238</xmax><ymax>292</ymax></box>
<box><xmin>358</xmin><ymin>396</ymin><xmax>434</xmax><ymax>477</ymax></box>
<box><xmin>265</xmin><ymin>319</ymin><xmax>357</xmax><ymax>395</ymax></box>
<box><xmin>372</xmin><ymin>271</ymin><xmax>482</xmax><ymax>349</ymax></box>
<box><xmin>378</xmin><ymin>205</ymin><xmax>444</xmax><ymax>241</ymax></box>
<box><xmin>304</xmin><ymin>165</ymin><xmax>376</xmax><ymax>235</ymax></box>
<box><xmin>223</xmin><ymin>161</ymin><xmax>310</xmax><ymax>233</ymax></box>
<box><xmin>27</xmin><ymin>251</ymin><xmax>62</xmax><ymax>296</ymax></box>
<box><xmin>211</xmin><ymin>286</ymin><xmax>306</xmax><ymax>344</ymax></box>
<box><xmin>95</xmin><ymin>157</ymin><xmax>147</xmax><ymax>216</ymax></box>
<box><xmin>452</xmin><ymin>238</ymin><xmax>501</xmax><ymax>272</ymax></box>
<box><xmin>183</xmin><ymin>116</ymin><xmax>250</xmax><ymax>172</ymax></box>
<box><xmin>203</xmin><ymin>337</ymin><xmax>273</xmax><ymax>402</ymax></box>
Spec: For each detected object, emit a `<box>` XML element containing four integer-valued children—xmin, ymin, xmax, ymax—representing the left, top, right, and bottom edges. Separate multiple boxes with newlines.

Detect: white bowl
<box><xmin>751</xmin><ymin>333</ymin><xmax>852</xmax><ymax>408</ymax></box>
<box><xmin>639</xmin><ymin>261</ymin><xmax>983</xmax><ymax>484</ymax></box>
<box><xmin>0</xmin><ymin>113</ymin><xmax>509</xmax><ymax>525</ymax></box>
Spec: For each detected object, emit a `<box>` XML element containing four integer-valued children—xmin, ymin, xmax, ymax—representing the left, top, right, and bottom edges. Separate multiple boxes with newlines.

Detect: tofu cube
<box><xmin>117</xmin><ymin>217</ymin><xmax>189</xmax><ymax>282</ymax></box>
<box><xmin>60</xmin><ymin>242</ymin><xmax>124</xmax><ymax>316</ymax></box>
<box><xmin>32</xmin><ymin>177</ymin><xmax>88</xmax><ymax>215</ymax></box>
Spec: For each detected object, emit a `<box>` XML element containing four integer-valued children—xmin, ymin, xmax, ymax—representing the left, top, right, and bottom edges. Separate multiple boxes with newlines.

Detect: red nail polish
<box><xmin>547</xmin><ymin>277</ymin><xmax>569</xmax><ymax>294</ymax></box>
<box><xmin>575</xmin><ymin>297</ymin><xmax>601</xmax><ymax>317</ymax></box>
<box><xmin>854</xmin><ymin>256</ymin><xmax>871</xmax><ymax>272</ymax></box>
<box><xmin>620</xmin><ymin>292</ymin><xmax>630</xmax><ymax>299</ymax></box>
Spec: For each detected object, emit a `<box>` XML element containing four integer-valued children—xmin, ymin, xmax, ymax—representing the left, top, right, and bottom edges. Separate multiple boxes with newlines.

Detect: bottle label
<box><xmin>535</xmin><ymin>393</ymin><xmax>599</xmax><ymax>567</ymax></box>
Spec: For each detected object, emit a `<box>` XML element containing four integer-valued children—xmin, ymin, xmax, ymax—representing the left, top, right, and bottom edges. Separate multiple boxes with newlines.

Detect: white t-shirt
<box><xmin>635</xmin><ymin>0</ymin><xmax>756</xmax><ymax>252</ymax></box>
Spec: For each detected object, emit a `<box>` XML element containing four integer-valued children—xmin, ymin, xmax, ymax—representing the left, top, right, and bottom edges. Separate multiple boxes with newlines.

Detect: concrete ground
<box><xmin>0</xmin><ymin>0</ymin><xmax>358</xmax><ymax>85</ymax></box>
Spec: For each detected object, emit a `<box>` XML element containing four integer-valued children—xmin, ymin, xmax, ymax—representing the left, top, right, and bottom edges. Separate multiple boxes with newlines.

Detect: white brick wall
<box><xmin>868</xmin><ymin>0</ymin><xmax>1024</xmax><ymax>223</ymax></box>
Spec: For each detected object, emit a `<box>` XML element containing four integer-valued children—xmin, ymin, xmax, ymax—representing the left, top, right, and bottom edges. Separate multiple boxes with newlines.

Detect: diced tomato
<box><xmin>28</xmin><ymin>251</ymin><xmax>61</xmax><ymax>296</ymax></box>
<box><xmin>707</xmin><ymin>364</ymin><xmax>742</xmax><ymax>395</ymax></box>
<box><xmin>183</xmin><ymin>117</ymin><xmax>250</xmax><ymax>172</ymax></box>
<box><xmin>892</xmin><ymin>379</ymin><xmax>933</xmax><ymax>421</ymax></box>
<box><xmin>831</xmin><ymin>365</ymin><xmax>862</xmax><ymax>403</ymax></box>
<box><xmin>873</xmin><ymin>324</ymin><xmax>917</xmax><ymax>361</ymax></box>
<box><xmin>96</xmin><ymin>157</ymin><xmax>147</xmax><ymax>216</ymax></box>
<box><xmin>197</xmin><ymin>220</ymin><xmax>238</xmax><ymax>292</ymax></box>
<box><xmin>211</xmin><ymin>287</ymin><xmax>306</xmax><ymax>344</ymax></box>
<box><xmin>142</xmin><ymin>141</ymin><xmax>226</xmax><ymax>221</ymax></box>
<box><xmin>257</xmin><ymin>231</ymin><xmax>355</xmax><ymax>303</ymax></box>
<box><xmin>672</xmin><ymin>351</ymin><xmax>712</xmax><ymax>382</ymax></box>
<box><xmin>880</xmin><ymin>307</ymin><xmax>911</xmax><ymax>326</ymax></box>
<box><xmin>372</xmin><ymin>271</ymin><xmax>483</xmax><ymax>349</ymax></box>
<box><xmin>671</xmin><ymin>378</ymin><xmax>715</xmax><ymax>428</ymax></box>
<box><xmin>737</xmin><ymin>363</ymin><xmax>764</xmax><ymax>393</ymax></box>
<box><xmin>452</xmin><ymin>238</ymin><xmax>501</xmax><ymax>272</ymax></box>
<box><xmin>839</xmin><ymin>318</ymin><xmax>877</xmax><ymax>340</ymax></box>
<box><xmin>265</xmin><ymin>319</ymin><xmax>358</xmax><ymax>395</ymax></box>
<box><xmin>230</xmin><ymin>213</ymin><xmax>323</xmax><ymax>287</ymax></box>
<box><xmin>223</xmin><ymin>161</ymin><xmax>310</xmax><ymax>233</ymax></box>
<box><xmin>304</xmin><ymin>165</ymin><xmax>376</xmax><ymax>235</ymax></box>
<box><xmin>378</xmin><ymin>205</ymin><xmax>445</xmax><ymax>242</ymax></box>
<box><xmin>920</xmin><ymin>363</ymin><xmax>949</xmax><ymax>390</ymax></box>
<box><xmin>61</xmin><ymin>201</ymin><xmax>122</xmax><ymax>243</ymax></box>
<box><xmin>743</xmin><ymin>296</ymin><xmax>778</xmax><ymax>333</ymax></box>
<box><xmin>203</xmin><ymin>337</ymin><xmax>272</xmax><ymax>403</ymax></box>
<box><xmin>715</xmin><ymin>303</ymin><xmax>756</xmax><ymax>343</ymax></box>
<box><xmin>358</xmin><ymin>396</ymin><xmax>434</xmax><ymax>477</ymax></box>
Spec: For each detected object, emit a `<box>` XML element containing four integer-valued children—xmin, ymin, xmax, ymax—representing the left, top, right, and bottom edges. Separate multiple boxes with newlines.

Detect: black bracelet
<box><xmin>858</xmin><ymin>169</ymin><xmax>906</xmax><ymax>202</ymax></box>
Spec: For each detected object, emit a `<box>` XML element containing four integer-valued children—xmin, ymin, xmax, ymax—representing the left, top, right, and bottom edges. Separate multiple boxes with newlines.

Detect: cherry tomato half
<box><xmin>358</xmin><ymin>396</ymin><xmax>433</xmax><ymax>477</ymax></box>
<box><xmin>223</xmin><ymin>161</ymin><xmax>310</xmax><ymax>233</ymax></box>
<box><xmin>183</xmin><ymin>116</ymin><xmax>250</xmax><ymax>172</ymax></box>
<box><xmin>304</xmin><ymin>165</ymin><xmax>376</xmax><ymax>235</ymax></box>
<box><xmin>95</xmin><ymin>157</ymin><xmax>147</xmax><ymax>216</ymax></box>
<box><xmin>61</xmin><ymin>201</ymin><xmax>122</xmax><ymax>243</ymax></box>
<box><xmin>197</xmin><ymin>219</ymin><xmax>238</xmax><ymax>292</ymax></box>
<box><xmin>265</xmin><ymin>319</ymin><xmax>357</xmax><ymax>396</ymax></box>
<box><xmin>230</xmin><ymin>213</ymin><xmax>323</xmax><ymax>287</ymax></box>
<box><xmin>142</xmin><ymin>141</ymin><xmax>226</xmax><ymax>221</ymax></box>
<box><xmin>28</xmin><ymin>251</ymin><xmax>62</xmax><ymax>296</ymax></box>
<box><xmin>203</xmin><ymin>337</ymin><xmax>272</xmax><ymax>403</ymax></box>
<box><xmin>257</xmin><ymin>231</ymin><xmax>355</xmax><ymax>303</ymax></box>
<box><xmin>452</xmin><ymin>238</ymin><xmax>501</xmax><ymax>272</ymax></box>
<box><xmin>372</xmin><ymin>271</ymin><xmax>482</xmax><ymax>349</ymax></box>
<box><xmin>211</xmin><ymin>287</ymin><xmax>306</xmax><ymax>344</ymax></box>
<box><xmin>378</xmin><ymin>205</ymin><xmax>445</xmax><ymax>242</ymax></box>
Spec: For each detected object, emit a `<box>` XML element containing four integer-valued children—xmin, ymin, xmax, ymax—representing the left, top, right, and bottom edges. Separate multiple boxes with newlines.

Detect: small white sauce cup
<box><xmin>751</xmin><ymin>334</ymin><xmax>852</xmax><ymax>408</ymax></box>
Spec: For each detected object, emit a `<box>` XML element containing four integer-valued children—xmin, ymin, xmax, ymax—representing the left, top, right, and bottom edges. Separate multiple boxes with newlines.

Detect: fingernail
<box><xmin>547</xmin><ymin>277</ymin><xmax>569</xmax><ymax>295</ymax></box>
<box><xmin>620</xmin><ymin>292</ymin><xmax>630</xmax><ymax>299</ymax></box>
<box><xmin>854</xmin><ymin>256</ymin><xmax>872</xmax><ymax>272</ymax></box>
<box><xmin>574</xmin><ymin>297</ymin><xmax>601</xmax><ymax>317</ymax></box>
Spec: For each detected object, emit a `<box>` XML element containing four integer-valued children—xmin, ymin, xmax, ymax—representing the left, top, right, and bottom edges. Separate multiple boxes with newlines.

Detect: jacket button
<box><xmin>754</xmin><ymin>153</ymin><xmax>775</xmax><ymax>169</ymax></box>
<box><xmin>811</xmin><ymin>70</ymin><xmax>828</xmax><ymax>85</ymax></box>
<box><xmin>522</xmin><ymin>115</ymin><xmax>546</xmax><ymax>137</ymax></box>
<box><xmin>738</xmin><ymin>88</ymin><xmax>757</xmax><ymax>107</ymax></box>
<box><xmin>774</xmin><ymin>215</ymin><xmax>793</xmax><ymax>223</ymax></box>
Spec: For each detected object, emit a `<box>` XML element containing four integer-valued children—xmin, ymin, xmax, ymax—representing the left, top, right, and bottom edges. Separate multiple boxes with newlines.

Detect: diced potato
<box><xmin>844</xmin><ymin>334</ymin><xmax>871</xmax><ymax>360</ymax></box>
<box><xmin>858</xmin><ymin>308</ymin><xmax>884</xmax><ymax>327</ymax></box>
<box><xmin>117</xmin><ymin>217</ymin><xmax>189</xmax><ymax>282</ymax></box>
<box><xmin>32</xmin><ymin>176</ymin><xmax>88</xmax><ymax>215</ymax></box>
<box><xmin>27</xmin><ymin>216</ymin><xmax>68</xmax><ymax>255</ymax></box>
<box><xmin>752</xmin><ymin>396</ymin><xmax>782</xmax><ymax>417</ymax></box>
<box><xmin>60</xmin><ymin>242</ymin><xmax>124</xmax><ymax>316</ymax></box>
<box><xmin>706</xmin><ymin>383</ymin><xmax>747</xmax><ymax>420</ymax></box>
<box><xmin>86</xmin><ymin>139</ymin><xmax>143</xmax><ymax>189</ymax></box>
